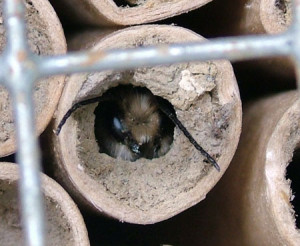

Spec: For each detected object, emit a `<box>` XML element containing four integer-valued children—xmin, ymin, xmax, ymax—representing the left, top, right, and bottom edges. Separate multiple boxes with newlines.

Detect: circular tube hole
<box><xmin>94</xmin><ymin>84</ymin><xmax>175</xmax><ymax>161</ymax></box>
<box><xmin>0</xmin><ymin>181</ymin><xmax>73</xmax><ymax>245</ymax></box>
<box><xmin>275</xmin><ymin>0</ymin><xmax>287</xmax><ymax>13</ymax></box>
<box><xmin>113</xmin><ymin>0</ymin><xmax>139</xmax><ymax>7</ymax></box>
<box><xmin>286</xmin><ymin>148</ymin><xmax>300</xmax><ymax>229</ymax></box>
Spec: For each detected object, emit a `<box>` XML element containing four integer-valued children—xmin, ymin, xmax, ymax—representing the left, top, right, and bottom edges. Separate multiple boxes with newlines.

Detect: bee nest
<box><xmin>184</xmin><ymin>91</ymin><xmax>300</xmax><ymax>245</ymax></box>
<box><xmin>212</xmin><ymin>0</ymin><xmax>293</xmax><ymax>78</ymax></box>
<box><xmin>0</xmin><ymin>162</ymin><xmax>89</xmax><ymax>246</ymax></box>
<box><xmin>50</xmin><ymin>25</ymin><xmax>242</xmax><ymax>224</ymax></box>
<box><xmin>261</xmin><ymin>0</ymin><xmax>292</xmax><ymax>34</ymax></box>
<box><xmin>50</xmin><ymin>0</ymin><xmax>212</xmax><ymax>26</ymax></box>
<box><xmin>0</xmin><ymin>0</ymin><xmax>66</xmax><ymax>157</ymax></box>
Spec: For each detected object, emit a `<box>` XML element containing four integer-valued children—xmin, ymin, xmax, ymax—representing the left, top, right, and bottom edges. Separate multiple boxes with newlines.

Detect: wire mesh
<box><xmin>0</xmin><ymin>0</ymin><xmax>299</xmax><ymax>245</ymax></box>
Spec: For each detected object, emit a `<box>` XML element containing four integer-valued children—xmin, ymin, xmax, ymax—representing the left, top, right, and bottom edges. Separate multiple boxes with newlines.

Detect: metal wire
<box><xmin>0</xmin><ymin>0</ymin><xmax>299</xmax><ymax>245</ymax></box>
<box><xmin>1</xmin><ymin>1</ymin><xmax>44</xmax><ymax>246</ymax></box>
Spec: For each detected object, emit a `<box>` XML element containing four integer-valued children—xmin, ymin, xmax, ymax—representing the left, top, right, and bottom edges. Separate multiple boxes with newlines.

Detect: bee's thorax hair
<box><xmin>122</xmin><ymin>91</ymin><xmax>160</xmax><ymax>145</ymax></box>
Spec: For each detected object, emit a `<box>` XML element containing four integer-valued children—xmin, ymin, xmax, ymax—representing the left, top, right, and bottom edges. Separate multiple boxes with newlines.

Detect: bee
<box><xmin>56</xmin><ymin>84</ymin><xmax>220</xmax><ymax>171</ymax></box>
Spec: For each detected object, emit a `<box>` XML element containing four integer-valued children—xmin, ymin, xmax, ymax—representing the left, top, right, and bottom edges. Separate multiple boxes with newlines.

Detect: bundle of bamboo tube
<box><xmin>1</xmin><ymin>0</ymin><xmax>299</xmax><ymax>245</ymax></box>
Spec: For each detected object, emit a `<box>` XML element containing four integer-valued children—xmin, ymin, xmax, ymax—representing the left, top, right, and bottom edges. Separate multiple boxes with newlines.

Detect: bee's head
<box><xmin>94</xmin><ymin>84</ymin><xmax>175</xmax><ymax>161</ymax></box>
<box><xmin>122</xmin><ymin>87</ymin><xmax>161</xmax><ymax>146</ymax></box>
<box><xmin>111</xmin><ymin>116</ymin><xmax>141</xmax><ymax>157</ymax></box>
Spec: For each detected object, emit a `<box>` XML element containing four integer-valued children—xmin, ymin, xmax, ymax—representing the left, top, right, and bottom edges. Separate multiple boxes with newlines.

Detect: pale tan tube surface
<box><xmin>170</xmin><ymin>91</ymin><xmax>300</xmax><ymax>245</ymax></box>
<box><xmin>229</xmin><ymin>0</ymin><xmax>292</xmax><ymax>35</ymax></box>
<box><xmin>48</xmin><ymin>25</ymin><xmax>242</xmax><ymax>224</ymax></box>
<box><xmin>239</xmin><ymin>0</ymin><xmax>293</xmax><ymax>78</ymax></box>
<box><xmin>229</xmin><ymin>0</ymin><xmax>293</xmax><ymax>78</ymax></box>
<box><xmin>50</xmin><ymin>0</ymin><xmax>212</xmax><ymax>26</ymax></box>
<box><xmin>196</xmin><ymin>0</ymin><xmax>294</xmax><ymax>78</ymax></box>
<box><xmin>0</xmin><ymin>0</ymin><xmax>66</xmax><ymax>157</ymax></box>
<box><xmin>230</xmin><ymin>91</ymin><xmax>300</xmax><ymax>245</ymax></box>
<box><xmin>0</xmin><ymin>162</ymin><xmax>90</xmax><ymax>246</ymax></box>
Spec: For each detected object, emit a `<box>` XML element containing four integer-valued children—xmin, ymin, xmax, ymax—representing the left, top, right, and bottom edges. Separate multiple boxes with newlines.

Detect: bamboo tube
<box><xmin>235</xmin><ymin>0</ymin><xmax>294</xmax><ymax>78</ymax></box>
<box><xmin>45</xmin><ymin>25</ymin><xmax>242</xmax><ymax>224</ymax></box>
<box><xmin>50</xmin><ymin>0</ymin><xmax>213</xmax><ymax>26</ymax></box>
<box><xmin>201</xmin><ymin>0</ymin><xmax>294</xmax><ymax>78</ymax></box>
<box><xmin>198</xmin><ymin>0</ymin><xmax>292</xmax><ymax>35</ymax></box>
<box><xmin>0</xmin><ymin>162</ymin><xmax>90</xmax><ymax>246</ymax></box>
<box><xmin>0</xmin><ymin>0</ymin><xmax>66</xmax><ymax>157</ymax></box>
<box><xmin>243</xmin><ymin>0</ymin><xmax>292</xmax><ymax>35</ymax></box>
<box><xmin>162</xmin><ymin>90</ymin><xmax>300</xmax><ymax>245</ymax></box>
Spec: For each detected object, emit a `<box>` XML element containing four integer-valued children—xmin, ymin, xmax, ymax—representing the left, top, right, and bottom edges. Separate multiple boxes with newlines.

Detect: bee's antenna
<box><xmin>158</xmin><ymin>101</ymin><xmax>220</xmax><ymax>172</ymax></box>
<box><xmin>56</xmin><ymin>96</ymin><xmax>109</xmax><ymax>136</ymax></box>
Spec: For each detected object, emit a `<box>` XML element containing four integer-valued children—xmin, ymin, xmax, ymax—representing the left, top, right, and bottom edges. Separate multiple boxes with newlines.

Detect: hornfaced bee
<box><xmin>56</xmin><ymin>84</ymin><xmax>220</xmax><ymax>171</ymax></box>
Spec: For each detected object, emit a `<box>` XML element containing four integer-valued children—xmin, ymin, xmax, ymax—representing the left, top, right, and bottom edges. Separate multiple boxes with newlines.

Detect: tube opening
<box><xmin>273</xmin><ymin>0</ymin><xmax>292</xmax><ymax>27</ymax></box>
<box><xmin>286</xmin><ymin>148</ymin><xmax>300</xmax><ymax>229</ymax></box>
<box><xmin>0</xmin><ymin>179</ymin><xmax>74</xmax><ymax>245</ymax></box>
<box><xmin>275</xmin><ymin>0</ymin><xmax>287</xmax><ymax>14</ymax></box>
<box><xmin>113</xmin><ymin>0</ymin><xmax>142</xmax><ymax>7</ymax></box>
<box><xmin>94</xmin><ymin>84</ymin><xmax>175</xmax><ymax>162</ymax></box>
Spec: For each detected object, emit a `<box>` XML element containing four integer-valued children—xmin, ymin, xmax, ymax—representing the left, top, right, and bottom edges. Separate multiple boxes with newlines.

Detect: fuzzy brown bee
<box><xmin>93</xmin><ymin>85</ymin><xmax>174</xmax><ymax>161</ymax></box>
<box><xmin>56</xmin><ymin>84</ymin><xmax>220</xmax><ymax>171</ymax></box>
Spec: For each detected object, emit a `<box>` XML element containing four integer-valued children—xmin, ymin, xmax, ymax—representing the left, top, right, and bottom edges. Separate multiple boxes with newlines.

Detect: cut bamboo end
<box><xmin>0</xmin><ymin>162</ymin><xmax>90</xmax><ymax>246</ymax></box>
<box><xmin>48</xmin><ymin>25</ymin><xmax>242</xmax><ymax>224</ymax></box>
<box><xmin>238</xmin><ymin>0</ymin><xmax>294</xmax><ymax>78</ymax></box>
<box><xmin>224</xmin><ymin>90</ymin><xmax>300</xmax><ymax>245</ymax></box>
<box><xmin>202</xmin><ymin>0</ymin><xmax>294</xmax><ymax>78</ymax></box>
<box><xmin>180</xmin><ymin>90</ymin><xmax>300</xmax><ymax>245</ymax></box>
<box><xmin>253</xmin><ymin>91</ymin><xmax>300</xmax><ymax>245</ymax></box>
<box><xmin>50</xmin><ymin>0</ymin><xmax>212</xmax><ymax>26</ymax></box>
<box><xmin>0</xmin><ymin>0</ymin><xmax>67</xmax><ymax>157</ymax></box>
<box><xmin>260</xmin><ymin>0</ymin><xmax>292</xmax><ymax>34</ymax></box>
<box><xmin>226</xmin><ymin>0</ymin><xmax>292</xmax><ymax>35</ymax></box>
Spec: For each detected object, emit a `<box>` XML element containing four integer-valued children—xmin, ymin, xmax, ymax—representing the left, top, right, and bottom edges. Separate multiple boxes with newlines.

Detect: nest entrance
<box><xmin>93</xmin><ymin>84</ymin><xmax>175</xmax><ymax>161</ymax></box>
<box><xmin>275</xmin><ymin>0</ymin><xmax>288</xmax><ymax>13</ymax></box>
<box><xmin>274</xmin><ymin>0</ymin><xmax>292</xmax><ymax>27</ymax></box>
<box><xmin>0</xmin><ymin>180</ymin><xmax>73</xmax><ymax>246</ymax></box>
<box><xmin>113</xmin><ymin>0</ymin><xmax>142</xmax><ymax>7</ymax></box>
<box><xmin>286</xmin><ymin>148</ymin><xmax>300</xmax><ymax>229</ymax></box>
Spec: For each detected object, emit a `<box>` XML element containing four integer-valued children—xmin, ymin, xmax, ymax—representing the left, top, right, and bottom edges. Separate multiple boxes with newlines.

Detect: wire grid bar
<box><xmin>0</xmin><ymin>0</ymin><xmax>299</xmax><ymax>246</ymax></box>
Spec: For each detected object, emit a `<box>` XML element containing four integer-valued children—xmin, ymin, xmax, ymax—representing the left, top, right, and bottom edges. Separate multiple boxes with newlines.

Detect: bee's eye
<box><xmin>112</xmin><ymin>116</ymin><xmax>127</xmax><ymax>142</ymax></box>
<box><xmin>113</xmin><ymin>117</ymin><xmax>123</xmax><ymax>132</ymax></box>
<box><xmin>112</xmin><ymin>116</ymin><xmax>140</xmax><ymax>156</ymax></box>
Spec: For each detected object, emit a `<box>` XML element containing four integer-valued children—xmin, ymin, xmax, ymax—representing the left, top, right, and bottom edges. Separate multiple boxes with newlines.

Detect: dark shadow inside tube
<box><xmin>286</xmin><ymin>148</ymin><xmax>300</xmax><ymax>229</ymax></box>
<box><xmin>94</xmin><ymin>84</ymin><xmax>175</xmax><ymax>161</ymax></box>
<box><xmin>113</xmin><ymin>0</ymin><xmax>138</xmax><ymax>7</ymax></box>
